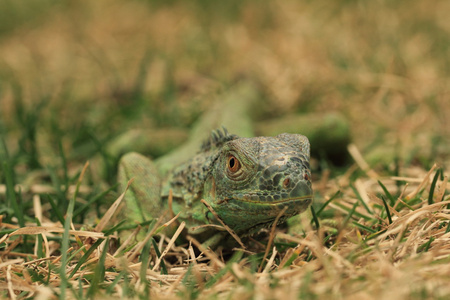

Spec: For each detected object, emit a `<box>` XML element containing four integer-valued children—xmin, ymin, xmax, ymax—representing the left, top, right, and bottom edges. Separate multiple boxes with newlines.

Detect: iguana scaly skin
<box><xmin>118</xmin><ymin>128</ymin><xmax>313</xmax><ymax>246</ymax></box>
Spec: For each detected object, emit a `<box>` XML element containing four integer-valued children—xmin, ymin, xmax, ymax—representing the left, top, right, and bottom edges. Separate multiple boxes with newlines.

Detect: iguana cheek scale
<box><xmin>118</xmin><ymin>128</ymin><xmax>313</xmax><ymax>244</ymax></box>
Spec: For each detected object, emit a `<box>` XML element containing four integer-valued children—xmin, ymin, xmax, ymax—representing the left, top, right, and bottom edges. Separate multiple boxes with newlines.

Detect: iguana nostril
<box><xmin>283</xmin><ymin>177</ymin><xmax>290</xmax><ymax>188</ymax></box>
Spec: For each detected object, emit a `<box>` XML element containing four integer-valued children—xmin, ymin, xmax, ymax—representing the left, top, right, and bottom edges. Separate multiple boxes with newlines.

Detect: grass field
<box><xmin>1</xmin><ymin>0</ymin><xmax>449</xmax><ymax>298</ymax></box>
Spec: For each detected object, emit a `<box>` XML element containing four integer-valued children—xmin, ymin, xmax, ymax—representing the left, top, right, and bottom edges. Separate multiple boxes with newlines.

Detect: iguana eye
<box><xmin>227</xmin><ymin>155</ymin><xmax>241</xmax><ymax>173</ymax></box>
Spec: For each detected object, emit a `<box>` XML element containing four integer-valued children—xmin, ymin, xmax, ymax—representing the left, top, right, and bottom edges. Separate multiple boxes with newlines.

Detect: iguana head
<box><xmin>203</xmin><ymin>133</ymin><xmax>313</xmax><ymax>235</ymax></box>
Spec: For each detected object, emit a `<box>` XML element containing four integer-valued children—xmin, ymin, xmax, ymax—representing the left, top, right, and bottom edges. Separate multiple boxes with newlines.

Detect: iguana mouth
<box><xmin>218</xmin><ymin>194</ymin><xmax>313</xmax><ymax>205</ymax></box>
<box><xmin>241</xmin><ymin>194</ymin><xmax>312</xmax><ymax>205</ymax></box>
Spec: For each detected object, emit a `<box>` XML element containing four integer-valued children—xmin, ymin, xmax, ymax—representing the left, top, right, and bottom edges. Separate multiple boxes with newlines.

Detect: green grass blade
<box><xmin>151</xmin><ymin>238</ymin><xmax>168</xmax><ymax>275</ymax></box>
<box><xmin>0</xmin><ymin>229</ymin><xmax>16</xmax><ymax>235</ymax></box>
<box><xmin>352</xmin><ymin>221</ymin><xmax>377</xmax><ymax>234</ymax></box>
<box><xmin>77</xmin><ymin>278</ymin><xmax>84</xmax><ymax>299</ymax></box>
<box><xmin>380</xmin><ymin>196</ymin><xmax>393</xmax><ymax>224</ymax></box>
<box><xmin>35</xmin><ymin>218</ymin><xmax>44</xmax><ymax>258</ymax></box>
<box><xmin>60</xmin><ymin>163</ymin><xmax>88</xmax><ymax>299</ymax></box>
<box><xmin>378</xmin><ymin>180</ymin><xmax>395</xmax><ymax>206</ymax></box>
<box><xmin>2</xmin><ymin>161</ymin><xmax>24</xmax><ymax>227</ymax></box>
<box><xmin>310</xmin><ymin>205</ymin><xmax>320</xmax><ymax>229</ymax></box>
<box><xmin>350</xmin><ymin>184</ymin><xmax>372</xmax><ymax>214</ymax></box>
<box><xmin>73</xmin><ymin>184</ymin><xmax>117</xmax><ymax>219</ymax></box>
<box><xmin>88</xmin><ymin>131</ymin><xmax>115</xmax><ymax>182</ymax></box>
<box><xmin>139</xmin><ymin>239</ymin><xmax>152</xmax><ymax>297</ymax></box>
<box><xmin>332</xmin><ymin>201</ymin><xmax>371</xmax><ymax>221</ymax></box>
<box><xmin>366</xmin><ymin>229</ymin><xmax>388</xmax><ymax>240</ymax></box>
<box><xmin>67</xmin><ymin>245</ymin><xmax>88</xmax><ymax>262</ymax></box>
<box><xmin>1</xmin><ymin>138</ymin><xmax>25</xmax><ymax>227</ymax></box>
<box><xmin>68</xmin><ymin>238</ymin><xmax>105</xmax><ymax>279</ymax></box>
<box><xmin>46</xmin><ymin>194</ymin><xmax>66</xmax><ymax>225</ymax></box>
<box><xmin>417</xmin><ymin>237</ymin><xmax>435</xmax><ymax>253</ymax></box>
<box><xmin>282</xmin><ymin>250</ymin><xmax>301</xmax><ymax>269</ymax></box>
<box><xmin>87</xmin><ymin>238</ymin><xmax>109</xmax><ymax>299</ymax></box>
<box><xmin>342</xmin><ymin>201</ymin><xmax>359</xmax><ymax>229</ymax></box>
<box><xmin>428</xmin><ymin>168</ymin><xmax>441</xmax><ymax>205</ymax></box>
<box><xmin>28</xmin><ymin>267</ymin><xmax>47</xmax><ymax>284</ymax></box>
<box><xmin>106</xmin><ymin>270</ymin><xmax>127</xmax><ymax>295</ymax></box>
<box><xmin>47</xmin><ymin>165</ymin><xmax>67</xmax><ymax>210</ymax></box>
<box><xmin>58</xmin><ymin>137</ymin><xmax>70</xmax><ymax>194</ymax></box>
<box><xmin>315</xmin><ymin>190</ymin><xmax>341</xmax><ymax>217</ymax></box>
<box><xmin>102</xmin><ymin>220</ymin><xmax>127</xmax><ymax>236</ymax></box>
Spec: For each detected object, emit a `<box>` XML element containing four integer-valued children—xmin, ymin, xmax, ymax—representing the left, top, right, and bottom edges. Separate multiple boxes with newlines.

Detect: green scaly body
<box><xmin>119</xmin><ymin>128</ymin><xmax>313</xmax><ymax>245</ymax></box>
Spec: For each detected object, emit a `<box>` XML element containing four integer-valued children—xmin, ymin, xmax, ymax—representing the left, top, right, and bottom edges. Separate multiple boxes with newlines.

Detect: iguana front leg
<box><xmin>118</xmin><ymin>154</ymin><xmax>230</xmax><ymax>248</ymax></box>
<box><xmin>118</xmin><ymin>152</ymin><xmax>162</xmax><ymax>223</ymax></box>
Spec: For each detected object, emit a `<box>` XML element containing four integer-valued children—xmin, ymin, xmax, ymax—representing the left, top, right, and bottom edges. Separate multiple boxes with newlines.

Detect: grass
<box><xmin>1</xmin><ymin>0</ymin><xmax>450</xmax><ymax>298</ymax></box>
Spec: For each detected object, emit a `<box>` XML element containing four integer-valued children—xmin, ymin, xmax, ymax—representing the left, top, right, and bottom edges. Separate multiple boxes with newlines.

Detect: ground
<box><xmin>0</xmin><ymin>0</ymin><xmax>449</xmax><ymax>299</ymax></box>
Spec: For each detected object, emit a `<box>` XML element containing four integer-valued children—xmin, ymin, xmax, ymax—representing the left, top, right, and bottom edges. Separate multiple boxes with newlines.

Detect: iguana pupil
<box><xmin>227</xmin><ymin>155</ymin><xmax>240</xmax><ymax>173</ymax></box>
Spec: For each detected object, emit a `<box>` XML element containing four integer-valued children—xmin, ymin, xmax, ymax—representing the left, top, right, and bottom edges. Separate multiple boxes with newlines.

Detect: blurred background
<box><xmin>0</xmin><ymin>0</ymin><xmax>449</xmax><ymax>182</ymax></box>
<box><xmin>1</xmin><ymin>2</ymin><xmax>449</xmax><ymax>297</ymax></box>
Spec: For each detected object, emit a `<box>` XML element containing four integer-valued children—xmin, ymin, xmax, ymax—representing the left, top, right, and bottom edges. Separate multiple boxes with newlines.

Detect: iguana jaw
<box><xmin>205</xmin><ymin>192</ymin><xmax>312</xmax><ymax>234</ymax></box>
<box><xmin>203</xmin><ymin>175</ymin><xmax>313</xmax><ymax>233</ymax></box>
<box><xmin>222</xmin><ymin>194</ymin><xmax>312</xmax><ymax>216</ymax></box>
<box><xmin>211</xmin><ymin>196</ymin><xmax>312</xmax><ymax>234</ymax></box>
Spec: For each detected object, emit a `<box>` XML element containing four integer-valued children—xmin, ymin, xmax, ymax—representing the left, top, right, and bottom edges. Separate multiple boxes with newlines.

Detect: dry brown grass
<box><xmin>1</xmin><ymin>155</ymin><xmax>449</xmax><ymax>298</ymax></box>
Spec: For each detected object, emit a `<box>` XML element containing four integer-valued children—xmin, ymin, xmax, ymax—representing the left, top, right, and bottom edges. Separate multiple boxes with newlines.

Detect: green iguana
<box><xmin>118</xmin><ymin>127</ymin><xmax>313</xmax><ymax>247</ymax></box>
